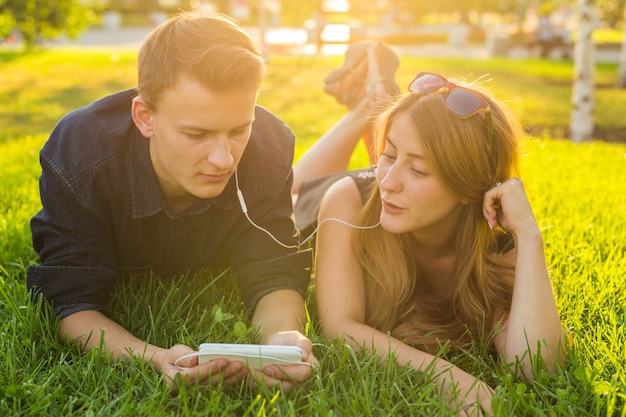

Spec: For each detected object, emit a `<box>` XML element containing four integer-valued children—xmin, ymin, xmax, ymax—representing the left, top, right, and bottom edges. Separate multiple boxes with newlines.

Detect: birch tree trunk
<box><xmin>570</xmin><ymin>0</ymin><xmax>596</xmax><ymax>143</ymax></box>
<box><xmin>618</xmin><ymin>5</ymin><xmax>626</xmax><ymax>88</ymax></box>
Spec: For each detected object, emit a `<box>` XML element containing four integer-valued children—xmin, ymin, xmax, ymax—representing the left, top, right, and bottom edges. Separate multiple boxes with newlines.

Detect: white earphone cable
<box><xmin>235</xmin><ymin>170</ymin><xmax>380</xmax><ymax>249</ymax></box>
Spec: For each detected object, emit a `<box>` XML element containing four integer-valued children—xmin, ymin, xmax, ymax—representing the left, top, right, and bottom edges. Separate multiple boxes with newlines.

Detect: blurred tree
<box><xmin>618</xmin><ymin>4</ymin><xmax>626</xmax><ymax>87</ymax></box>
<box><xmin>281</xmin><ymin>0</ymin><xmax>318</xmax><ymax>26</ymax></box>
<box><xmin>570</xmin><ymin>0</ymin><xmax>595</xmax><ymax>142</ymax></box>
<box><xmin>597</xmin><ymin>0</ymin><xmax>624</xmax><ymax>27</ymax></box>
<box><xmin>391</xmin><ymin>0</ymin><xmax>511</xmax><ymax>24</ymax></box>
<box><xmin>0</xmin><ymin>0</ymin><xmax>92</xmax><ymax>48</ymax></box>
<box><xmin>135</xmin><ymin>0</ymin><xmax>160</xmax><ymax>13</ymax></box>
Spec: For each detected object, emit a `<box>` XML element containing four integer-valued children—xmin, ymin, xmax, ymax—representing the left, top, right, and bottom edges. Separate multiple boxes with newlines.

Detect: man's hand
<box><xmin>249</xmin><ymin>290</ymin><xmax>318</xmax><ymax>392</ymax></box>
<box><xmin>155</xmin><ymin>344</ymin><xmax>248</xmax><ymax>392</ymax></box>
<box><xmin>60</xmin><ymin>311</ymin><xmax>249</xmax><ymax>393</ymax></box>
<box><xmin>247</xmin><ymin>331</ymin><xmax>319</xmax><ymax>394</ymax></box>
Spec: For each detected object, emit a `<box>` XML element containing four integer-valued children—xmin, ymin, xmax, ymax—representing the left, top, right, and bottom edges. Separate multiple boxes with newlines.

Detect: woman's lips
<box><xmin>382</xmin><ymin>199</ymin><xmax>404</xmax><ymax>215</ymax></box>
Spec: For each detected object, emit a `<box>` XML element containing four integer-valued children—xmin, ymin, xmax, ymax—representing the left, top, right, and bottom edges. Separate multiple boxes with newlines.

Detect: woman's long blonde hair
<box><xmin>353</xmin><ymin>81</ymin><xmax>523</xmax><ymax>353</ymax></box>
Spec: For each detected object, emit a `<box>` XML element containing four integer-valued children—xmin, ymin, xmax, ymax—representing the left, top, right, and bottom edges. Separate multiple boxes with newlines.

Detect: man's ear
<box><xmin>131</xmin><ymin>96</ymin><xmax>154</xmax><ymax>138</ymax></box>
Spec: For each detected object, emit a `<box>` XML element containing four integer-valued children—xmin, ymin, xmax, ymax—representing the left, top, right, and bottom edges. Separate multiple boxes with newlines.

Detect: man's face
<box><xmin>133</xmin><ymin>76</ymin><xmax>257</xmax><ymax>212</ymax></box>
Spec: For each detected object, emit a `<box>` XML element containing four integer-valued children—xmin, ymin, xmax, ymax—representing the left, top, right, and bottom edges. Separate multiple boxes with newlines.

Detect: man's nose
<box><xmin>206</xmin><ymin>138</ymin><xmax>234</xmax><ymax>170</ymax></box>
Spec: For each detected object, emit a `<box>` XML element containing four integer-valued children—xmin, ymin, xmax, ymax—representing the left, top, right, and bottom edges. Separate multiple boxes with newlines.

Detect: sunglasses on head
<box><xmin>408</xmin><ymin>72</ymin><xmax>494</xmax><ymax>142</ymax></box>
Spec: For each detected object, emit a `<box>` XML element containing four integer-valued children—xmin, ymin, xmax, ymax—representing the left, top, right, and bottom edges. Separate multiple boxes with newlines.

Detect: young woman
<box><xmin>294</xmin><ymin>46</ymin><xmax>564</xmax><ymax>415</ymax></box>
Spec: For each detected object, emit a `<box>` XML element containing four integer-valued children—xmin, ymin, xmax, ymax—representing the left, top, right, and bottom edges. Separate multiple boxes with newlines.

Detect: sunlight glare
<box><xmin>321</xmin><ymin>24</ymin><xmax>351</xmax><ymax>43</ymax></box>
<box><xmin>266</xmin><ymin>28</ymin><xmax>308</xmax><ymax>45</ymax></box>
<box><xmin>322</xmin><ymin>0</ymin><xmax>350</xmax><ymax>13</ymax></box>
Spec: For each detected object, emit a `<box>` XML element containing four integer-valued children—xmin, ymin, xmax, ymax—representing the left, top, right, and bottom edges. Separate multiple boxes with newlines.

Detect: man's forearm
<box><xmin>59</xmin><ymin>310</ymin><xmax>163</xmax><ymax>362</ymax></box>
<box><xmin>251</xmin><ymin>290</ymin><xmax>307</xmax><ymax>343</ymax></box>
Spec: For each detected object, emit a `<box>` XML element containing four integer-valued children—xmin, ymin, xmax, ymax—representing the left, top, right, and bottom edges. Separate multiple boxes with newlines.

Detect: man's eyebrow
<box><xmin>179</xmin><ymin>120</ymin><xmax>255</xmax><ymax>132</ymax></box>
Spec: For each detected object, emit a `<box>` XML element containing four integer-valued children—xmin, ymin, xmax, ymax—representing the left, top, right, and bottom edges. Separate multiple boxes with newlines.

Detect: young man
<box><xmin>27</xmin><ymin>12</ymin><xmax>316</xmax><ymax>392</ymax></box>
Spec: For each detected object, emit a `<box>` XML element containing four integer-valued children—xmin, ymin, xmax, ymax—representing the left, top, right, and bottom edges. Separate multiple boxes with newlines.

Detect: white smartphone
<box><xmin>197</xmin><ymin>343</ymin><xmax>304</xmax><ymax>369</ymax></box>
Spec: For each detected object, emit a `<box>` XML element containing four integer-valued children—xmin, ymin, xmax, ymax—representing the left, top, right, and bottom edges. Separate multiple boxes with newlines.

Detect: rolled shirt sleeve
<box><xmin>27</xmin><ymin>265</ymin><xmax>116</xmax><ymax>318</ymax></box>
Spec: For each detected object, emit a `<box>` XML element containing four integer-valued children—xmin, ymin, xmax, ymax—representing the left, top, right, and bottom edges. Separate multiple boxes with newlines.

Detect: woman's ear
<box><xmin>131</xmin><ymin>96</ymin><xmax>154</xmax><ymax>138</ymax></box>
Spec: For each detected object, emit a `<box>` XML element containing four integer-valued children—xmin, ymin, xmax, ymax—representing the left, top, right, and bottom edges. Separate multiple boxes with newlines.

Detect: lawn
<box><xmin>1</xmin><ymin>48</ymin><xmax>625</xmax><ymax>416</ymax></box>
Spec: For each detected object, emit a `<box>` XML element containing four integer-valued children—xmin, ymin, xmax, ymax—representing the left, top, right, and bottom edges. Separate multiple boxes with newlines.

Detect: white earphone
<box><xmin>234</xmin><ymin>170</ymin><xmax>380</xmax><ymax>248</ymax></box>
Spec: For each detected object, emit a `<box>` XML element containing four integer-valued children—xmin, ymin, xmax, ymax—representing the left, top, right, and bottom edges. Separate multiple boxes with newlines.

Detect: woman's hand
<box><xmin>446</xmin><ymin>367</ymin><xmax>494</xmax><ymax>416</ymax></box>
<box><xmin>483</xmin><ymin>177</ymin><xmax>539</xmax><ymax>238</ymax></box>
<box><xmin>153</xmin><ymin>344</ymin><xmax>248</xmax><ymax>392</ymax></box>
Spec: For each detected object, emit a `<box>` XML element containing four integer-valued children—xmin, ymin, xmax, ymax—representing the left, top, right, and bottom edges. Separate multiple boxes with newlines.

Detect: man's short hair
<box><xmin>137</xmin><ymin>12</ymin><xmax>266</xmax><ymax>108</ymax></box>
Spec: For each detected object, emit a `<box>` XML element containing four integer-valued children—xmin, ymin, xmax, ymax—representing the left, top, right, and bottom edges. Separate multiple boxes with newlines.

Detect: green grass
<box><xmin>1</xmin><ymin>49</ymin><xmax>625</xmax><ymax>416</ymax></box>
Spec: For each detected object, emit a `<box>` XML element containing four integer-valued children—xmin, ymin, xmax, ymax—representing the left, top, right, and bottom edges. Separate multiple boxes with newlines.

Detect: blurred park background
<box><xmin>3</xmin><ymin>0</ymin><xmax>624</xmax><ymax>144</ymax></box>
<box><xmin>1</xmin><ymin>2</ymin><xmax>626</xmax><ymax>415</ymax></box>
<box><xmin>1</xmin><ymin>0</ymin><xmax>624</xmax><ymax>61</ymax></box>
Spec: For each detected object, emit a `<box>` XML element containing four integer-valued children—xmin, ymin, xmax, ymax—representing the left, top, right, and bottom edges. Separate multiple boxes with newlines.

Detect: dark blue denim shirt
<box><xmin>27</xmin><ymin>89</ymin><xmax>312</xmax><ymax>319</ymax></box>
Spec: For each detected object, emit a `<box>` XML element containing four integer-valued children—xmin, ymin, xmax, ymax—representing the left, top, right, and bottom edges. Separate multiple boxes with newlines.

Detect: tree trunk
<box><xmin>618</xmin><ymin>5</ymin><xmax>626</xmax><ymax>88</ymax></box>
<box><xmin>570</xmin><ymin>0</ymin><xmax>596</xmax><ymax>143</ymax></box>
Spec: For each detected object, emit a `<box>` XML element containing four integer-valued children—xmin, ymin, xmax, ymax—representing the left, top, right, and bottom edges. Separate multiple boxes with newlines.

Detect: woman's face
<box><xmin>376</xmin><ymin>112</ymin><xmax>466</xmax><ymax>238</ymax></box>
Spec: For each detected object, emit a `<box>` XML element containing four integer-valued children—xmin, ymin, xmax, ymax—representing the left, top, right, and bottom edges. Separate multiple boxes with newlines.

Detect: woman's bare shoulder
<box><xmin>319</xmin><ymin>176</ymin><xmax>364</xmax><ymax>220</ymax></box>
